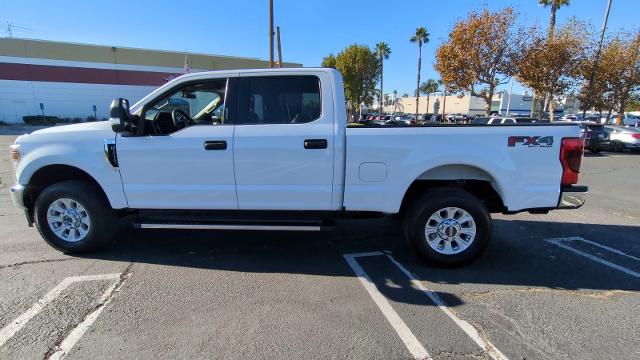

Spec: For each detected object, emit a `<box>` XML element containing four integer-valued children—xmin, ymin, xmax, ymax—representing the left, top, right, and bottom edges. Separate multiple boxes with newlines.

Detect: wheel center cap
<box><xmin>62</xmin><ymin>209</ymin><xmax>81</xmax><ymax>229</ymax></box>
<box><xmin>437</xmin><ymin>219</ymin><xmax>460</xmax><ymax>240</ymax></box>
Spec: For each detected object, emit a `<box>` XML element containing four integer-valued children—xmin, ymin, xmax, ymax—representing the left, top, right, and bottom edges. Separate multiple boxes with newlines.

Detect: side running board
<box><xmin>133</xmin><ymin>219</ymin><xmax>332</xmax><ymax>232</ymax></box>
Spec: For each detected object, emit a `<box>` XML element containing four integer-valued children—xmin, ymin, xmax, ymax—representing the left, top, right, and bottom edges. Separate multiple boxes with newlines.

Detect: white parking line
<box><xmin>344</xmin><ymin>252</ymin><xmax>431</xmax><ymax>360</ymax></box>
<box><xmin>343</xmin><ymin>251</ymin><xmax>509</xmax><ymax>360</ymax></box>
<box><xmin>546</xmin><ymin>237</ymin><xmax>639</xmax><ymax>278</ymax></box>
<box><xmin>0</xmin><ymin>273</ymin><xmax>122</xmax><ymax>348</ymax></box>
<box><xmin>47</xmin><ymin>272</ymin><xmax>131</xmax><ymax>360</ymax></box>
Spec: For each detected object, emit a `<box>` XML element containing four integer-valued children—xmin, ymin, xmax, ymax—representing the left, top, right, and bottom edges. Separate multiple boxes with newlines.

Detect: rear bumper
<box><xmin>557</xmin><ymin>185</ymin><xmax>588</xmax><ymax>209</ymax></box>
<box><xmin>585</xmin><ymin>138</ymin><xmax>609</xmax><ymax>150</ymax></box>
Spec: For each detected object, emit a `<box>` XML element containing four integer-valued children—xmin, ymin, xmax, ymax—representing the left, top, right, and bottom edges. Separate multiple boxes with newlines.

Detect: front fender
<box><xmin>16</xmin><ymin>141</ymin><xmax>128</xmax><ymax>209</ymax></box>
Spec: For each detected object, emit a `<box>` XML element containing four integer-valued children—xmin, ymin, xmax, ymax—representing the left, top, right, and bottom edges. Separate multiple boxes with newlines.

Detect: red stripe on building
<box><xmin>0</xmin><ymin>62</ymin><xmax>182</xmax><ymax>86</ymax></box>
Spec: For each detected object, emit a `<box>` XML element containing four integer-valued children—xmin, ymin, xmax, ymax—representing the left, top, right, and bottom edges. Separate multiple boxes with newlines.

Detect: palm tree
<box><xmin>419</xmin><ymin>79</ymin><xmax>439</xmax><ymax>116</ymax></box>
<box><xmin>539</xmin><ymin>0</ymin><xmax>570</xmax><ymax>122</ymax></box>
<box><xmin>539</xmin><ymin>0</ymin><xmax>570</xmax><ymax>38</ymax></box>
<box><xmin>410</xmin><ymin>27</ymin><xmax>429</xmax><ymax>120</ymax></box>
<box><xmin>375</xmin><ymin>42</ymin><xmax>391</xmax><ymax>115</ymax></box>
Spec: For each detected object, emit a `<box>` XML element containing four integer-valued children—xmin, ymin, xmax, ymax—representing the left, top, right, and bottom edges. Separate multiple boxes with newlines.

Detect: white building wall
<box><xmin>0</xmin><ymin>80</ymin><xmax>156</xmax><ymax>123</ymax></box>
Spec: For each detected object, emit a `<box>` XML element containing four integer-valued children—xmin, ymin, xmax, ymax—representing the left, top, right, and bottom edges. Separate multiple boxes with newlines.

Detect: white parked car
<box><xmin>605</xmin><ymin>125</ymin><xmax>640</xmax><ymax>152</ymax></box>
<box><xmin>560</xmin><ymin>114</ymin><xmax>583</xmax><ymax>122</ymax></box>
<box><xmin>605</xmin><ymin>114</ymin><xmax>640</xmax><ymax>126</ymax></box>
<box><xmin>8</xmin><ymin>68</ymin><xmax>587</xmax><ymax>266</ymax></box>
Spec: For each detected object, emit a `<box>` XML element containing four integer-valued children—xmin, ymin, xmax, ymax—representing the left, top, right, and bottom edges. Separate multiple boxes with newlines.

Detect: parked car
<box><xmin>8</xmin><ymin>67</ymin><xmax>587</xmax><ymax>266</ymax></box>
<box><xmin>474</xmin><ymin>116</ymin><xmax>546</xmax><ymax>125</ymax></box>
<box><xmin>385</xmin><ymin>118</ymin><xmax>414</xmax><ymax>126</ymax></box>
<box><xmin>580</xmin><ymin>122</ymin><xmax>610</xmax><ymax>153</ymax></box>
<box><xmin>607</xmin><ymin>114</ymin><xmax>640</xmax><ymax>127</ymax></box>
<box><xmin>560</xmin><ymin>114</ymin><xmax>583</xmax><ymax>122</ymax></box>
<box><xmin>358</xmin><ymin>117</ymin><xmax>386</xmax><ymax>126</ymax></box>
<box><xmin>604</xmin><ymin>125</ymin><xmax>640</xmax><ymax>152</ymax></box>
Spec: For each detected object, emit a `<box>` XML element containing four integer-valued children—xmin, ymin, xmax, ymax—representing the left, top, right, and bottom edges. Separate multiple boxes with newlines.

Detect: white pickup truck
<box><xmin>9</xmin><ymin>68</ymin><xmax>587</xmax><ymax>266</ymax></box>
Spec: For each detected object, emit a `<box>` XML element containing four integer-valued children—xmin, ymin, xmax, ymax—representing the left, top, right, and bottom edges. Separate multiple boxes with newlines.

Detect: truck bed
<box><xmin>343</xmin><ymin>123</ymin><xmax>582</xmax><ymax>213</ymax></box>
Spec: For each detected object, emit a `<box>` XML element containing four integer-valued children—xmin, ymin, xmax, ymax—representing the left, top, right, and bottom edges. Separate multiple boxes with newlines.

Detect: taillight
<box><xmin>632</xmin><ymin>134</ymin><xmax>640</xmax><ymax>139</ymax></box>
<box><xmin>560</xmin><ymin>137</ymin><xmax>584</xmax><ymax>186</ymax></box>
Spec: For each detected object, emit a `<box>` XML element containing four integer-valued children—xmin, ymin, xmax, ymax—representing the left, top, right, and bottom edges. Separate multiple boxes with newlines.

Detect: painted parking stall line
<box><xmin>344</xmin><ymin>252</ymin><xmax>431</xmax><ymax>360</ymax></box>
<box><xmin>0</xmin><ymin>273</ymin><xmax>122</xmax><ymax>348</ymax></box>
<box><xmin>47</xmin><ymin>271</ymin><xmax>131</xmax><ymax>360</ymax></box>
<box><xmin>343</xmin><ymin>251</ymin><xmax>508</xmax><ymax>360</ymax></box>
<box><xmin>546</xmin><ymin>237</ymin><xmax>640</xmax><ymax>278</ymax></box>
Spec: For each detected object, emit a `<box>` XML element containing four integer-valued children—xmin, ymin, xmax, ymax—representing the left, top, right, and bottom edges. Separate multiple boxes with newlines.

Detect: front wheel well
<box><xmin>399</xmin><ymin>180</ymin><xmax>506</xmax><ymax>215</ymax></box>
<box><xmin>24</xmin><ymin>165</ymin><xmax>109</xmax><ymax>213</ymax></box>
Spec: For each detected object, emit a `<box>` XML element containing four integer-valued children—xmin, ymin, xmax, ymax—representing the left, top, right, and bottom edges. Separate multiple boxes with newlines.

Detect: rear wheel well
<box><xmin>24</xmin><ymin>165</ymin><xmax>109</xmax><ymax>213</ymax></box>
<box><xmin>399</xmin><ymin>180</ymin><xmax>506</xmax><ymax>215</ymax></box>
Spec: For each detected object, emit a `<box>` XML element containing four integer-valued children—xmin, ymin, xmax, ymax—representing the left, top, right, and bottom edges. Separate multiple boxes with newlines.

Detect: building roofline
<box><xmin>0</xmin><ymin>37</ymin><xmax>268</xmax><ymax>61</ymax></box>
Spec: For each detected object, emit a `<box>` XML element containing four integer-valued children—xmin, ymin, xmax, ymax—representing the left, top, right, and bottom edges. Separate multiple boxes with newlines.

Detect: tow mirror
<box><xmin>110</xmin><ymin>98</ymin><xmax>138</xmax><ymax>133</ymax></box>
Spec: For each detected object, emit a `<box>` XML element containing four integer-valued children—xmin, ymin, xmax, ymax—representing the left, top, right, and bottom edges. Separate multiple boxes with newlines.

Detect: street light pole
<box><xmin>269</xmin><ymin>0</ymin><xmax>275</xmax><ymax>68</ymax></box>
<box><xmin>582</xmin><ymin>0</ymin><xmax>613</xmax><ymax>118</ymax></box>
<box><xmin>276</xmin><ymin>26</ymin><xmax>283</xmax><ymax>67</ymax></box>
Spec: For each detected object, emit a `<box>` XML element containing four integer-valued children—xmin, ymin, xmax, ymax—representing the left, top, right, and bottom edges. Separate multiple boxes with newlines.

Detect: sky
<box><xmin>2</xmin><ymin>0</ymin><xmax>639</xmax><ymax>96</ymax></box>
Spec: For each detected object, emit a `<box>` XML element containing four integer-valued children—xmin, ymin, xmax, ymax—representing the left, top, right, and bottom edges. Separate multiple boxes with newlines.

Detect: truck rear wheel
<box><xmin>404</xmin><ymin>188</ymin><xmax>491</xmax><ymax>267</ymax></box>
<box><xmin>34</xmin><ymin>180</ymin><xmax>115</xmax><ymax>253</ymax></box>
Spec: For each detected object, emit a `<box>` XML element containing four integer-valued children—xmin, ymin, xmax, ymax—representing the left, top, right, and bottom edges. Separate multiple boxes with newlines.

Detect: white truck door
<box><xmin>232</xmin><ymin>73</ymin><xmax>335</xmax><ymax>210</ymax></box>
<box><xmin>116</xmin><ymin>77</ymin><xmax>238</xmax><ymax>209</ymax></box>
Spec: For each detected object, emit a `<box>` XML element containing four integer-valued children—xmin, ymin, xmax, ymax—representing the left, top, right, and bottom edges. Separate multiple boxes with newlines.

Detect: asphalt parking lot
<box><xmin>0</xmin><ymin>128</ymin><xmax>638</xmax><ymax>360</ymax></box>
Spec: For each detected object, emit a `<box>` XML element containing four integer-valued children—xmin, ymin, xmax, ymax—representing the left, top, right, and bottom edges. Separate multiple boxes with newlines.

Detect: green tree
<box><xmin>375</xmin><ymin>42</ymin><xmax>391</xmax><ymax>114</ymax></box>
<box><xmin>419</xmin><ymin>79</ymin><xmax>440</xmax><ymax>114</ymax></box>
<box><xmin>410</xmin><ymin>27</ymin><xmax>430</xmax><ymax>120</ymax></box>
<box><xmin>321</xmin><ymin>54</ymin><xmax>336</xmax><ymax>68</ymax></box>
<box><xmin>322</xmin><ymin>44</ymin><xmax>380</xmax><ymax>115</ymax></box>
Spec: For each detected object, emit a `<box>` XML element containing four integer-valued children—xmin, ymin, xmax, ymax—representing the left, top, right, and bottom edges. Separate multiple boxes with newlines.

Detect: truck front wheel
<box><xmin>404</xmin><ymin>188</ymin><xmax>491</xmax><ymax>266</ymax></box>
<box><xmin>34</xmin><ymin>180</ymin><xmax>115</xmax><ymax>253</ymax></box>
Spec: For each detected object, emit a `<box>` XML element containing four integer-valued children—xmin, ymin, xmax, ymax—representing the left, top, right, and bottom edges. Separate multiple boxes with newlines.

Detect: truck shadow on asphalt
<box><xmin>77</xmin><ymin>217</ymin><xmax>639</xmax><ymax>307</ymax></box>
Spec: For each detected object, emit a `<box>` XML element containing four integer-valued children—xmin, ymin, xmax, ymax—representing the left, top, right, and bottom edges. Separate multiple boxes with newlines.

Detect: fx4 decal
<box><xmin>508</xmin><ymin>136</ymin><xmax>554</xmax><ymax>147</ymax></box>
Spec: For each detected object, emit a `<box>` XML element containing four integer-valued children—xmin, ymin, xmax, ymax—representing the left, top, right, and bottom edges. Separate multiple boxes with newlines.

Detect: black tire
<box><xmin>404</xmin><ymin>188</ymin><xmax>492</xmax><ymax>267</ymax></box>
<box><xmin>613</xmin><ymin>141</ymin><xmax>625</xmax><ymax>153</ymax></box>
<box><xmin>34</xmin><ymin>180</ymin><xmax>115</xmax><ymax>253</ymax></box>
<box><xmin>589</xmin><ymin>147</ymin><xmax>601</xmax><ymax>154</ymax></box>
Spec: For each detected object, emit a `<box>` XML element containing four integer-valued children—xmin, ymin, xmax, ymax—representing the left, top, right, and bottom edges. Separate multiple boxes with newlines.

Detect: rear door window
<box><xmin>236</xmin><ymin>75</ymin><xmax>321</xmax><ymax>125</ymax></box>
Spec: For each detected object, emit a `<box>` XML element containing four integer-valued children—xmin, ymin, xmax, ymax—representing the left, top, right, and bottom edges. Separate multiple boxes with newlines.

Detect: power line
<box><xmin>0</xmin><ymin>22</ymin><xmax>35</xmax><ymax>37</ymax></box>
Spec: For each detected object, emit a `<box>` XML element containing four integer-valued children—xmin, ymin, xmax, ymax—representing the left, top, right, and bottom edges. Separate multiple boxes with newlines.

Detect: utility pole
<box><xmin>583</xmin><ymin>0</ymin><xmax>613</xmax><ymax>118</ymax></box>
<box><xmin>276</xmin><ymin>26</ymin><xmax>282</xmax><ymax>67</ymax></box>
<box><xmin>269</xmin><ymin>0</ymin><xmax>275</xmax><ymax>68</ymax></box>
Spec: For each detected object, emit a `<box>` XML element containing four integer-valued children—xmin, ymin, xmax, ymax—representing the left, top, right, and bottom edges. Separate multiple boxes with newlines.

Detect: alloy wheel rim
<box><xmin>424</xmin><ymin>207</ymin><xmax>476</xmax><ymax>255</ymax></box>
<box><xmin>46</xmin><ymin>198</ymin><xmax>91</xmax><ymax>242</ymax></box>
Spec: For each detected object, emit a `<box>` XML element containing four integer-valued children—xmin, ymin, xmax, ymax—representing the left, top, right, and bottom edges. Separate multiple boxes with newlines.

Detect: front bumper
<box><xmin>10</xmin><ymin>184</ymin><xmax>26</xmax><ymax>210</ymax></box>
<box><xmin>557</xmin><ymin>185</ymin><xmax>588</xmax><ymax>209</ymax></box>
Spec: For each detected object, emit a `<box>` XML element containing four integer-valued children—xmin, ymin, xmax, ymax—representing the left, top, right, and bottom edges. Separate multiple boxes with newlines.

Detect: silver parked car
<box><xmin>605</xmin><ymin>126</ymin><xmax>640</xmax><ymax>152</ymax></box>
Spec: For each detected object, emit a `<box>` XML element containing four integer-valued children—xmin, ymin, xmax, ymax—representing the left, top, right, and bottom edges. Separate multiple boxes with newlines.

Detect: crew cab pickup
<box><xmin>8</xmin><ymin>68</ymin><xmax>587</xmax><ymax>266</ymax></box>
